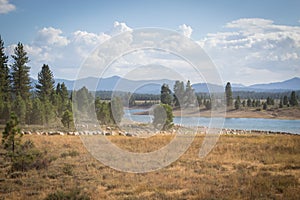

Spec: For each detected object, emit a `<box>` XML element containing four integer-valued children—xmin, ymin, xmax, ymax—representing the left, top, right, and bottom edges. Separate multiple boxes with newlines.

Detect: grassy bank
<box><xmin>0</xmin><ymin>134</ymin><xmax>299</xmax><ymax>199</ymax></box>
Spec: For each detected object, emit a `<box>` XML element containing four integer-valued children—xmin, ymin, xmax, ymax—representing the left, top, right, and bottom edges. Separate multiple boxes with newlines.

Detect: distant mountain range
<box><xmin>30</xmin><ymin>76</ymin><xmax>300</xmax><ymax>94</ymax></box>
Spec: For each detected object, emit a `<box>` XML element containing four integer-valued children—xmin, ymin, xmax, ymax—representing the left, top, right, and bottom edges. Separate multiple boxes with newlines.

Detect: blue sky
<box><xmin>1</xmin><ymin>0</ymin><xmax>300</xmax><ymax>85</ymax></box>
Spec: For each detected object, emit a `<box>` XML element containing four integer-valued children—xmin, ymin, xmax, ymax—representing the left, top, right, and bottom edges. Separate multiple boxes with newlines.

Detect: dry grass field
<box><xmin>0</xmin><ymin>133</ymin><xmax>300</xmax><ymax>199</ymax></box>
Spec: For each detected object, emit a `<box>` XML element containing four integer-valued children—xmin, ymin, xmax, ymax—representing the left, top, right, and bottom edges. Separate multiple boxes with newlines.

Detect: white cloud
<box><xmin>178</xmin><ymin>24</ymin><xmax>193</xmax><ymax>38</ymax></box>
<box><xmin>199</xmin><ymin>18</ymin><xmax>300</xmax><ymax>84</ymax></box>
<box><xmin>73</xmin><ymin>31</ymin><xmax>110</xmax><ymax>46</ymax></box>
<box><xmin>109</xmin><ymin>21</ymin><xmax>132</xmax><ymax>36</ymax></box>
<box><xmin>0</xmin><ymin>0</ymin><xmax>15</xmax><ymax>14</ymax></box>
<box><xmin>35</xmin><ymin>27</ymin><xmax>70</xmax><ymax>47</ymax></box>
<box><xmin>7</xmin><ymin>19</ymin><xmax>299</xmax><ymax>85</ymax></box>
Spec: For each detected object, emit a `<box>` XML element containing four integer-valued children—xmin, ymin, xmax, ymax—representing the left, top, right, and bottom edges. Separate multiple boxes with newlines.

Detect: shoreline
<box><xmin>131</xmin><ymin>106</ymin><xmax>300</xmax><ymax>120</ymax></box>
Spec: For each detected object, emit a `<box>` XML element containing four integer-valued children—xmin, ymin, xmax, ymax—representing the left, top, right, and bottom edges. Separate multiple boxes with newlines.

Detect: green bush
<box><xmin>62</xmin><ymin>164</ymin><xmax>74</xmax><ymax>176</ymax></box>
<box><xmin>44</xmin><ymin>188</ymin><xmax>90</xmax><ymax>200</ymax></box>
<box><xmin>10</xmin><ymin>140</ymin><xmax>50</xmax><ymax>172</ymax></box>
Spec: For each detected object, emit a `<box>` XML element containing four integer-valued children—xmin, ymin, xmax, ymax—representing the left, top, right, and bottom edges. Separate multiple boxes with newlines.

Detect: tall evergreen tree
<box><xmin>283</xmin><ymin>95</ymin><xmax>288</xmax><ymax>106</ymax></box>
<box><xmin>225</xmin><ymin>82</ymin><xmax>233</xmax><ymax>107</ymax></box>
<box><xmin>184</xmin><ymin>80</ymin><xmax>196</xmax><ymax>107</ymax></box>
<box><xmin>0</xmin><ymin>35</ymin><xmax>10</xmax><ymax>102</ymax></box>
<box><xmin>290</xmin><ymin>91</ymin><xmax>298</xmax><ymax>106</ymax></box>
<box><xmin>173</xmin><ymin>81</ymin><xmax>185</xmax><ymax>107</ymax></box>
<box><xmin>11</xmin><ymin>42</ymin><xmax>31</xmax><ymax>100</ymax></box>
<box><xmin>36</xmin><ymin>64</ymin><xmax>55</xmax><ymax>101</ymax></box>
<box><xmin>56</xmin><ymin>82</ymin><xmax>69</xmax><ymax>116</ymax></box>
<box><xmin>160</xmin><ymin>84</ymin><xmax>172</xmax><ymax>106</ymax></box>
<box><xmin>0</xmin><ymin>36</ymin><xmax>11</xmax><ymax>122</ymax></box>
<box><xmin>247</xmin><ymin>98</ymin><xmax>252</xmax><ymax>107</ymax></box>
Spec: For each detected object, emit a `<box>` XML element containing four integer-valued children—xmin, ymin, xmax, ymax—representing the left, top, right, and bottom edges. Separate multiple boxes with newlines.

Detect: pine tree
<box><xmin>173</xmin><ymin>81</ymin><xmax>185</xmax><ymax>107</ymax></box>
<box><xmin>61</xmin><ymin>110</ymin><xmax>73</xmax><ymax>129</ymax></box>
<box><xmin>283</xmin><ymin>95</ymin><xmax>288</xmax><ymax>106</ymax></box>
<box><xmin>184</xmin><ymin>80</ymin><xmax>196</xmax><ymax>107</ymax></box>
<box><xmin>160</xmin><ymin>84</ymin><xmax>172</xmax><ymax>106</ymax></box>
<box><xmin>290</xmin><ymin>91</ymin><xmax>298</xmax><ymax>107</ymax></box>
<box><xmin>225</xmin><ymin>82</ymin><xmax>233</xmax><ymax>107</ymax></box>
<box><xmin>247</xmin><ymin>98</ymin><xmax>252</xmax><ymax>107</ymax></box>
<box><xmin>279</xmin><ymin>99</ymin><xmax>283</xmax><ymax>108</ymax></box>
<box><xmin>0</xmin><ymin>35</ymin><xmax>11</xmax><ymax>102</ymax></box>
<box><xmin>204</xmin><ymin>99</ymin><xmax>211</xmax><ymax>110</ymax></box>
<box><xmin>234</xmin><ymin>96</ymin><xmax>241</xmax><ymax>110</ymax></box>
<box><xmin>2</xmin><ymin>113</ymin><xmax>22</xmax><ymax>161</ymax></box>
<box><xmin>263</xmin><ymin>102</ymin><xmax>268</xmax><ymax>110</ymax></box>
<box><xmin>0</xmin><ymin>36</ymin><xmax>11</xmax><ymax>122</ymax></box>
<box><xmin>52</xmin><ymin>82</ymin><xmax>68</xmax><ymax>116</ymax></box>
<box><xmin>255</xmin><ymin>99</ymin><xmax>261</xmax><ymax>107</ymax></box>
<box><xmin>242</xmin><ymin>100</ymin><xmax>246</xmax><ymax>107</ymax></box>
<box><xmin>152</xmin><ymin>104</ymin><xmax>173</xmax><ymax>130</ymax></box>
<box><xmin>11</xmin><ymin>42</ymin><xmax>31</xmax><ymax>101</ymax></box>
<box><xmin>252</xmin><ymin>99</ymin><xmax>255</xmax><ymax>107</ymax></box>
<box><xmin>36</xmin><ymin>64</ymin><xmax>55</xmax><ymax>102</ymax></box>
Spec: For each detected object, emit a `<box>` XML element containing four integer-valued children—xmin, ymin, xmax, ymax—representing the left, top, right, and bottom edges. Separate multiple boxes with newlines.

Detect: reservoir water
<box><xmin>124</xmin><ymin>109</ymin><xmax>300</xmax><ymax>134</ymax></box>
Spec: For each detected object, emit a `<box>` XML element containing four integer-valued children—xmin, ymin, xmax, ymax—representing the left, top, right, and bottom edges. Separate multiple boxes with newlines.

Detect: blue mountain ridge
<box><xmin>30</xmin><ymin>76</ymin><xmax>300</xmax><ymax>94</ymax></box>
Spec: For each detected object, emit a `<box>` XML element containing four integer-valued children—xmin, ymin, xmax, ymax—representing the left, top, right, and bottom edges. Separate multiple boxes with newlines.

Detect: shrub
<box><xmin>44</xmin><ymin>187</ymin><xmax>90</xmax><ymax>200</ymax></box>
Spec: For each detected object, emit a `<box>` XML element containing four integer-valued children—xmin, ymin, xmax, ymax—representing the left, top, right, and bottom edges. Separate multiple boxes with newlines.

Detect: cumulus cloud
<box><xmin>178</xmin><ymin>24</ymin><xmax>193</xmax><ymax>38</ymax></box>
<box><xmin>0</xmin><ymin>0</ymin><xmax>15</xmax><ymax>14</ymax></box>
<box><xmin>109</xmin><ymin>21</ymin><xmax>132</xmax><ymax>36</ymax></box>
<box><xmin>35</xmin><ymin>27</ymin><xmax>70</xmax><ymax>47</ymax></box>
<box><xmin>6</xmin><ymin>22</ymin><xmax>134</xmax><ymax>79</ymax></box>
<box><xmin>199</xmin><ymin>18</ymin><xmax>300</xmax><ymax>84</ymax></box>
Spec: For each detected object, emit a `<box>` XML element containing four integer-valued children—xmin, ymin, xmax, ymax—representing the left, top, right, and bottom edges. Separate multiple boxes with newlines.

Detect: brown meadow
<box><xmin>0</xmin><ymin>133</ymin><xmax>299</xmax><ymax>199</ymax></box>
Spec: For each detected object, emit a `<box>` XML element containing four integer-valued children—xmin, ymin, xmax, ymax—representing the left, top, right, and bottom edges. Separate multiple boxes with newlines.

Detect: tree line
<box><xmin>0</xmin><ymin>36</ymin><xmax>123</xmax><ymax>128</ymax></box>
<box><xmin>225</xmin><ymin>82</ymin><xmax>298</xmax><ymax>110</ymax></box>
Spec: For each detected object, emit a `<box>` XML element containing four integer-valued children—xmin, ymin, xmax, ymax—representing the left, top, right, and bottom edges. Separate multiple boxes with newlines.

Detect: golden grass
<box><xmin>0</xmin><ymin>134</ymin><xmax>299</xmax><ymax>199</ymax></box>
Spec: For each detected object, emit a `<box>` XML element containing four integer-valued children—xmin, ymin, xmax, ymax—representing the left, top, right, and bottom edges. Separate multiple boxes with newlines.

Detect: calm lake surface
<box><xmin>124</xmin><ymin>109</ymin><xmax>300</xmax><ymax>134</ymax></box>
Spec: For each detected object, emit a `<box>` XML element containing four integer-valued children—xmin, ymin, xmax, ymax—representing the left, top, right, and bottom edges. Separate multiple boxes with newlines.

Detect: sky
<box><xmin>0</xmin><ymin>0</ymin><xmax>300</xmax><ymax>86</ymax></box>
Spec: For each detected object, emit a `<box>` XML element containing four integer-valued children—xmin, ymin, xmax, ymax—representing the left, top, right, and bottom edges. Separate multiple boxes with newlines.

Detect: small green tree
<box><xmin>283</xmin><ymin>95</ymin><xmax>288</xmax><ymax>106</ymax></box>
<box><xmin>290</xmin><ymin>91</ymin><xmax>298</xmax><ymax>107</ymax></box>
<box><xmin>279</xmin><ymin>99</ymin><xmax>283</xmax><ymax>108</ymax></box>
<box><xmin>184</xmin><ymin>80</ymin><xmax>196</xmax><ymax>107</ymax></box>
<box><xmin>2</xmin><ymin>113</ymin><xmax>22</xmax><ymax>161</ymax></box>
<box><xmin>95</xmin><ymin>98</ymin><xmax>112</xmax><ymax>125</ymax></box>
<box><xmin>255</xmin><ymin>99</ymin><xmax>261</xmax><ymax>107</ymax></box>
<box><xmin>234</xmin><ymin>96</ymin><xmax>241</xmax><ymax>110</ymax></box>
<box><xmin>152</xmin><ymin>104</ymin><xmax>173</xmax><ymax>130</ymax></box>
<box><xmin>263</xmin><ymin>102</ymin><xmax>268</xmax><ymax>110</ymax></box>
<box><xmin>204</xmin><ymin>99</ymin><xmax>211</xmax><ymax>110</ymax></box>
<box><xmin>247</xmin><ymin>98</ymin><xmax>252</xmax><ymax>107</ymax></box>
<box><xmin>225</xmin><ymin>82</ymin><xmax>233</xmax><ymax>107</ymax></box>
<box><xmin>61</xmin><ymin>110</ymin><xmax>73</xmax><ymax>129</ymax></box>
<box><xmin>173</xmin><ymin>81</ymin><xmax>185</xmax><ymax>107</ymax></box>
<box><xmin>160</xmin><ymin>84</ymin><xmax>172</xmax><ymax>106</ymax></box>
<box><xmin>242</xmin><ymin>100</ymin><xmax>246</xmax><ymax>107</ymax></box>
